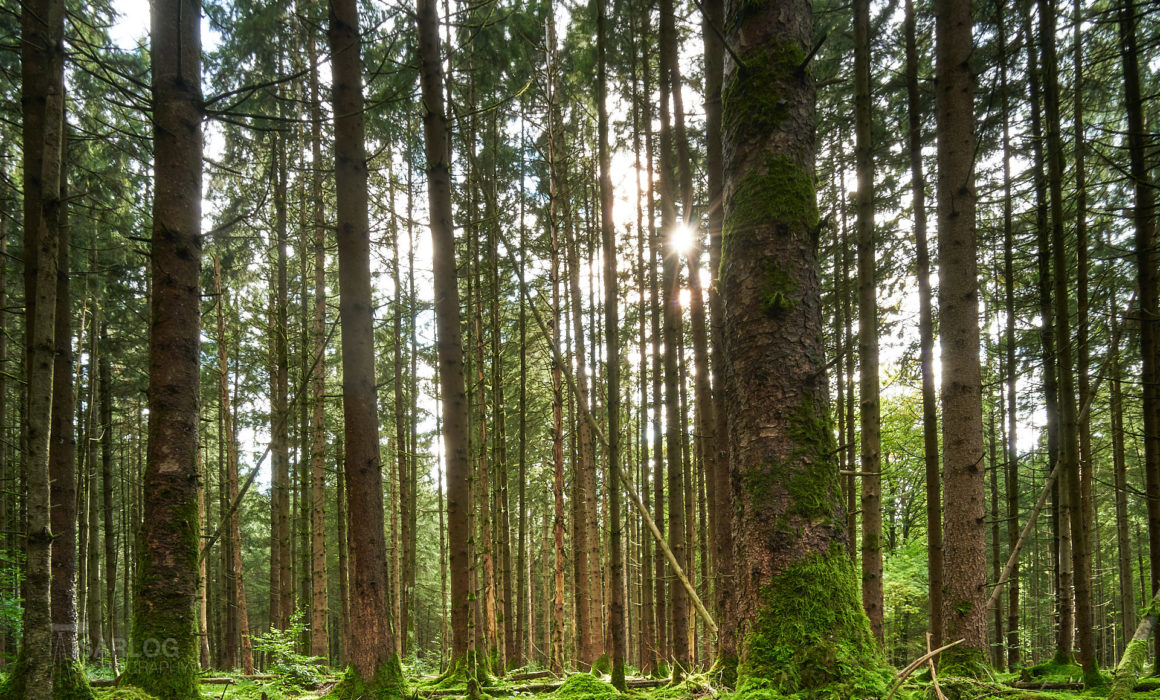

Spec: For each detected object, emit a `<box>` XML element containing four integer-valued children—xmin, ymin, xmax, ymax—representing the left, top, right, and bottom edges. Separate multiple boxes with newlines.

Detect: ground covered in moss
<box><xmin>47</xmin><ymin>658</ymin><xmax>1153</xmax><ymax>700</ymax></box>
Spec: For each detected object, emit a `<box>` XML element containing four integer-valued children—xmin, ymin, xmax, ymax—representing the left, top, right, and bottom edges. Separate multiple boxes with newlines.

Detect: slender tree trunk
<box><xmin>85</xmin><ymin>316</ymin><xmax>102</xmax><ymax>662</ymax></box>
<box><xmin>16</xmin><ymin>0</ymin><xmax>64</xmax><ymax>689</ymax></box>
<box><xmin>122</xmin><ymin>0</ymin><xmax>203</xmax><ymax>693</ymax></box>
<box><xmin>597</xmin><ymin>0</ymin><xmax>625</xmax><ymax>686</ymax></box>
<box><xmin>100</xmin><ymin>325</ymin><xmax>118</xmax><ymax>673</ymax></box>
<box><xmin>328</xmin><ymin>0</ymin><xmax>398</xmax><ymax>683</ymax></box>
<box><xmin>904</xmin><ymin>0</ymin><xmax>942</xmax><ymax>649</ymax></box>
<box><xmin>1118</xmin><ymin>0</ymin><xmax>1160</xmax><ymax>665</ymax></box>
<box><xmin>306</xmin><ymin>26</ymin><xmax>329</xmax><ymax>664</ymax></box>
<box><xmin>700</xmin><ymin>0</ymin><xmax>733</xmax><ymax>672</ymax></box>
<box><xmin>853</xmin><ymin>0</ymin><xmax>883</xmax><ymax>644</ymax></box>
<box><xmin>1039</xmin><ymin>0</ymin><xmax>1098</xmax><ymax>680</ymax></box>
<box><xmin>418</xmin><ymin>0</ymin><xmax>474</xmax><ymax>677</ymax></box>
<box><xmin>935</xmin><ymin>0</ymin><xmax>988</xmax><ymax>664</ymax></box>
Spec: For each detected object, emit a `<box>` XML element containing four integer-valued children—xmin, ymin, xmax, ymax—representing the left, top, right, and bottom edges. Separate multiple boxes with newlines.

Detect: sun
<box><xmin>670</xmin><ymin>223</ymin><xmax>696</xmax><ymax>256</ymax></box>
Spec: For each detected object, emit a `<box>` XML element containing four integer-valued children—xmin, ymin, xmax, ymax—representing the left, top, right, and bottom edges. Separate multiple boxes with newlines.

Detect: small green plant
<box><xmin>248</xmin><ymin>609</ymin><xmax>323</xmax><ymax>691</ymax></box>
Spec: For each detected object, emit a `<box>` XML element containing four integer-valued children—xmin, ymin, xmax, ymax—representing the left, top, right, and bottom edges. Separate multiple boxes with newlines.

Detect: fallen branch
<box><xmin>927</xmin><ymin>634</ymin><xmax>947</xmax><ymax>700</ymax></box>
<box><xmin>415</xmin><ymin>677</ymin><xmax>664</xmax><ymax>697</ymax></box>
<box><xmin>1109</xmin><ymin>586</ymin><xmax>1160</xmax><ymax>700</ymax></box>
<box><xmin>885</xmin><ymin>638</ymin><xmax>964</xmax><ymax>700</ymax></box>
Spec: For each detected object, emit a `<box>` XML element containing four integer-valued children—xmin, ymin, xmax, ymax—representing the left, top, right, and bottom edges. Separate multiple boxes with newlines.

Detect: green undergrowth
<box><xmin>548</xmin><ymin>672</ymin><xmax>624</xmax><ymax>700</ymax></box>
<box><xmin>642</xmin><ymin>672</ymin><xmax>713</xmax><ymax>699</ymax></box>
<box><xmin>94</xmin><ymin>688</ymin><xmax>161</xmax><ymax>700</ymax></box>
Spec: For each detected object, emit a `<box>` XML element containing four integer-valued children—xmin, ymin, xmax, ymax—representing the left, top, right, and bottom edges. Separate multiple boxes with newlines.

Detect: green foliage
<box><xmin>250</xmin><ymin>609</ymin><xmax>324</xmax><ymax>690</ymax></box>
<box><xmin>0</xmin><ymin>551</ymin><xmax>22</xmax><ymax>653</ymax></box>
<box><xmin>93</xmin><ymin>688</ymin><xmax>161</xmax><ymax>700</ymax></box>
<box><xmin>734</xmin><ymin>546</ymin><xmax>889</xmax><ymax>699</ymax></box>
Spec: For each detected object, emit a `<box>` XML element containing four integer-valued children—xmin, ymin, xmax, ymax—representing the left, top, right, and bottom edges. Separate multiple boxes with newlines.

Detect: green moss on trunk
<box><xmin>1109</xmin><ymin>638</ymin><xmax>1148</xmax><ymax>700</ymax></box>
<box><xmin>722</xmin><ymin>156</ymin><xmax>819</xmax><ymax>265</ymax></box>
<box><xmin>51</xmin><ymin>659</ymin><xmax>94</xmax><ymax>700</ymax></box>
<box><xmin>733</xmin><ymin>548</ymin><xmax>888</xmax><ymax>699</ymax></box>
<box><xmin>328</xmin><ymin>656</ymin><xmax>406</xmax><ymax>700</ymax></box>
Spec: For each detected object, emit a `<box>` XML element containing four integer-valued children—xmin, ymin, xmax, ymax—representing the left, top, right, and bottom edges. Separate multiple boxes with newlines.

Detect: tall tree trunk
<box><xmin>1039</xmin><ymin>0</ymin><xmax>1098</xmax><ymax>681</ymax></box>
<box><xmin>904</xmin><ymin>0</ymin><xmax>942</xmax><ymax>649</ymax></box>
<box><xmin>657</xmin><ymin>0</ymin><xmax>688</xmax><ymax>675</ymax></box>
<box><xmin>122</xmin><ymin>0</ymin><xmax>203</xmax><ymax>693</ymax></box>
<box><xmin>418</xmin><ymin>0</ymin><xmax>475</xmax><ymax>680</ymax></box>
<box><xmin>935</xmin><ymin>0</ymin><xmax>988</xmax><ymax>665</ymax></box>
<box><xmin>1021</xmin><ymin>3</ymin><xmax>1071</xmax><ymax>661</ymax></box>
<box><xmin>15</xmin><ymin>0</ymin><xmax>64</xmax><ymax>689</ymax></box>
<box><xmin>270</xmin><ymin>126</ymin><xmax>292</xmax><ymax>632</ymax></box>
<box><xmin>853</xmin><ymin>0</ymin><xmax>883</xmax><ymax>645</ymax></box>
<box><xmin>214</xmin><ymin>260</ymin><xmax>254</xmax><ymax>675</ymax></box>
<box><xmin>720</xmin><ymin>0</ymin><xmax>884</xmax><ymax>693</ymax></box>
<box><xmin>1118</xmin><ymin>0</ymin><xmax>1160</xmax><ymax>665</ymax></box>
<box><xmin>85</xmin><ymin>315</ymin><xmax>101</xmax><ymax>662</ymax></box>
<box><xmin>307</xmin><ymin>25</ymin><xmax>330</xmax><ymax>664</ymax></box>
<box><xmin>597</xmin><ymin>0</ymin><xmax>626</xmax><ymax>687</ymax></box>
<box><xmin>328</xmin><ymin>0</ymin><xmax>399</xmax><ymax>685</ymax></box>
<box><xmin>996</xmin><ymin>0</ymin><xmax>1019</xmax><ymax>667</ymax></box>
<box><xmin>1110</xmin><ymin>291</ymin><xmax>1135</xmax><ymax>640</ymax></box>
<box><xmin>700</xmin><ymin>0</ymin><xmax>734</xmax><ymax>673</ymax></box>
<box><xmin>100</xmin><ymin>325</ymin><xmax>118</xmax><ymax>673</ymax></box>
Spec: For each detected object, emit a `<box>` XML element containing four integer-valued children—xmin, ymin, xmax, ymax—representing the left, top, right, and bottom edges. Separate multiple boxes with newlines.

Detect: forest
<box><xmin>0</xmin><ymin>0</ymin><xmax>1157</xmax><ymax>695</ymax></box>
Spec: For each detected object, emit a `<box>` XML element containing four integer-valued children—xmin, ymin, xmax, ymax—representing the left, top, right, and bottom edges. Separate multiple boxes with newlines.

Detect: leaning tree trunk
<box><xmin>121</xmin><ymin>0</ymin><xmax>203</xmax><ymax>695</ymax></box>
<box><xmin>719</xmin><ymin>0</ymin><xmax>886</xmax><ymax>694</ymax></box>
<box><xmin>935</xmin><ymin>0</ymin><xmax>988</xmax><ymax>668</ymax></box>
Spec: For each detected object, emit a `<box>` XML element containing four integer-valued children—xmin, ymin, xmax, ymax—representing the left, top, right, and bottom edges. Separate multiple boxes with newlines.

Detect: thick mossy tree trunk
<box><xmin>719</xmin><ymin>0</ymin><xmax>887</xmax><ymax>695</ymax></box>
<box><xmin>934</xmin><ymin>0</ymin><xmax>988</xmax><ymax>670</ymax></box>
<box><xmin>120</xmin><ymin>0</ymin><xmax>203</xmax><ymax>696</ymax></box>
<box><xmin>327</xmin><ymin>0</ymin><xmax>403</xmax><ymax>693</ymax></box>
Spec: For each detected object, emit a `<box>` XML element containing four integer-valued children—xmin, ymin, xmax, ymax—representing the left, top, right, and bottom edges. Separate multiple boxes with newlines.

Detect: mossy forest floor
<box><xmin>14</xmin><ymin>659</ymin><xmax>1159</xmax><ymax>699</ymax></box>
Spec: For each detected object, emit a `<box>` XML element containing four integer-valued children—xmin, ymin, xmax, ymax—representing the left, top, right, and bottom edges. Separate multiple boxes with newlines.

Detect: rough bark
<box><xmin>720</xmin><ymin>0</ymin><xmax>885</xmax><ymax>694</ymax></box>
<box><xmin>935</xmin><ymin>0</ymin><xmax>988</xmax><ymax>665</ymax></box>
<box><xmin>328</xmin><ymin>0</ymin><xmax>400</xmax><ymax>687</ymax></box>
<box><xmin>121</xmin><ymin>0</ymin><xmax>203</xmax><ymax>694</ymax></box>
<box><xmin>14</xmin><ymin>0</ymin><xmax>64</xmax><ymax>690</ymax></box>
<box><xmin>418</xmin><ymin>0</ymin><xmax>473</xmax><ymax>675</ymax></box>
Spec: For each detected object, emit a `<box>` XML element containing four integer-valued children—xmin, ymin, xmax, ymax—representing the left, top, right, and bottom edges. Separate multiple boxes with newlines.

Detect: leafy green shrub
<box><xmin>249</xmin><ymin>609</ymin><xmax>324</xmax><ymax>690</ymax></box>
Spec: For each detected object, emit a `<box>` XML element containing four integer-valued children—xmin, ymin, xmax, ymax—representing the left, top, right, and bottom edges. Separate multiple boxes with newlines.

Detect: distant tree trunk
<box><xmin>100</xmin><ymin>325</ymin><xmax>118</xmax><ymax>673</ymax></box>
<box><xmin>597</xmin><ymin>0</ymin><xmax>625</xmax><ymax>686</ymax></box>
<box><xmin>564</xmin><ymin>175</ymin><xmax>600</xmax><ymax>671</ymax></box>
<box><xmin>515</xmin><ymin>177</ymin><xmax>528</xmax><ymax>670</ymax></box>
<box><xmin>658</xmin><ymin>0</ymin><xmax>689</xmax><ymax>676</ymax></box>
<box><xmin>935</xmin><ymin>0</ymin><xmax>988</xmax><ymax>665</ymax></box>
<box><xmin>720</xmin><ymin>0</ymin><xmax>884</xmax><ymax>693</ymax></box>
<box><xmin>1119</xmin><ymin>0</ymin><xmax>1160</xmax><ymax>664</ymax></box>
<box><xmin>16</xmin><ymin>0</ymin><xmax>64</xmax><ymax>690</ymax></box>
<box><xmin>1021</xmin><ymin>3</ymin><xmax>1071</xmax><ymax>662</ymax></box>
<box><xmin>1110</xmin><ymin>291</ymin><xmax>1135</xmax><ymax>639</ymax></box>
<box><xmin>214</xmin><ymin>260</ymin><xmax>253</xmax><ymax>675</ymax></box>
<box><xmin>996</xmin><ymin>0</ymin><xmax>1019</xmax><ymax>667</ymax></box>
<box><xmin>1039</xmin><ymin>0</ymin><xmax>1097</xmax><ymax>680</ymax></box>
<box><xmin>307</xmin><ymin>25</ymin><xmax>330</xmax><ymax>664</ymax></box>
<box><xmin>700</xmin><ymin>0</ymin><xmax>734</xmax><ymax>673</ymax></box>
<box><xmin>336</xmin><ymin>442</ymin><xmax>350</xmax><ymax>666</ymax></box>
<box><xmin>853</xmin><ymin>0</ymin><xmax>883</xmax><ymax>645</ymax></box>
<box><xmin>122</xmin><ymin>0</ymin><xmax>203</xmax><ymax>694</ymax></box>
<box><xmin>418</xmin><ymin>0</ymin><xmax>474</xmax><ymax>678</ymax></box>
<box><xmin>85</xmin><ymin>320</ymin><xmax>102</xmax><ymax>662</ymax></box>
<box><xmin>49</xmin><ymin>142</ymin><xmax>88</xmax><ymax>692</ymax></box>
<box><xmin>270</xmin><ymin>125</ymin><xmax>292</xmax><ymax>632</ymax></box>
<box><xmin>904</xmin><ymin>0</ymin><xmax>942</xmax><ymax>649</ymax></box>
<box><xmin>328</xmin><ymin>0</ymin><xmax>399</xmax><ymax>685</ymax></box>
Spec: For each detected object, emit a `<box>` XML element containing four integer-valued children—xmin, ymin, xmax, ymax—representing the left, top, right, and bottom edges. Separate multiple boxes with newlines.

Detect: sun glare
<box><xmin>670</xmin><ymin>224</ymin><xmax>695</xmax><ymax>255</ymax></box>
